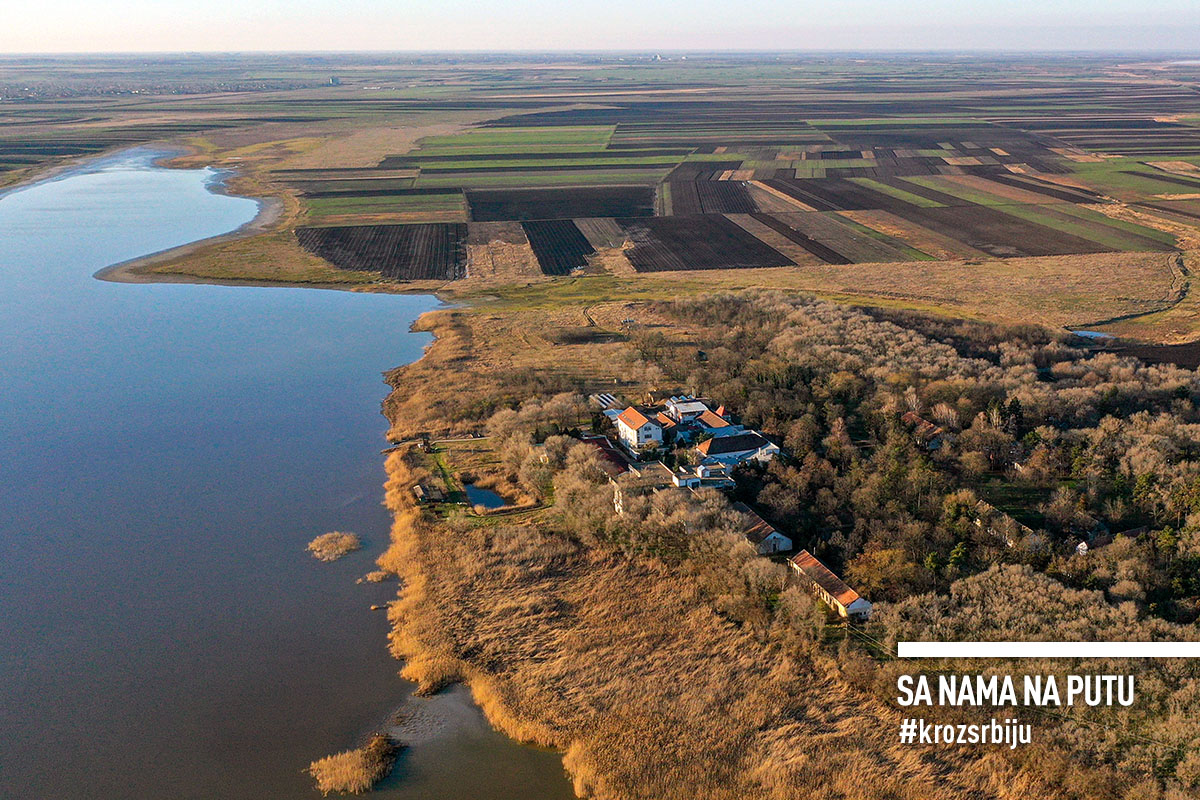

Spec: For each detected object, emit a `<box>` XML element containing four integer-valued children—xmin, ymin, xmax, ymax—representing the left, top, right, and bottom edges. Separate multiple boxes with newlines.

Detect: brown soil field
<box><xmin>725</xmin><ymin>213</ymin><xmax>828</xmax><ymax>267</ymax></box>
<box><xmin>940</xmin><ymin>174</ymin><xmax>1062</xmax><ymax>205</ymax></box>
<box><xmin>522</xmin><ymin>220</ymin><xmax>597</xmax><ymax>276</ymax></box>
<box><xmin>618</xmin><ymin>215</ymin><xmax>796</xmax><ymax>272</ymax></box>
<box><xmin>747</xmin><ymin>181</ymin><xmax>817</xmax><ymax>212</ymax></box>
<box><xmin>575</xmin><ymin>218</ymin><xmax>629</xmax><ymax>250</ymax></box>
<box><xmin>296</xmin><ymin>223</ymin><xmax>469</xmax><ymax>280</ymax></box>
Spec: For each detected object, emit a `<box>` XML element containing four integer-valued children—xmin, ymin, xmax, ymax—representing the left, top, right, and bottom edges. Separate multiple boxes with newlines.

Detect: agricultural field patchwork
<box><xmin>9</xmin><ymin>55</ymin><xmax>1197</xmax><ymax>281</ymax></box>
<box><xmin>255</xmin><ymin>60</ymin><xmax>1200</xmax><ymax>280</ymax></box>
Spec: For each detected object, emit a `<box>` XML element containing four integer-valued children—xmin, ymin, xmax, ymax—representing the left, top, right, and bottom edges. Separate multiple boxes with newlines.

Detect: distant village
<box><xmin>585</xmin><ymin>393</ymin><xmax>872</xmax><ymax>621</ymax></box>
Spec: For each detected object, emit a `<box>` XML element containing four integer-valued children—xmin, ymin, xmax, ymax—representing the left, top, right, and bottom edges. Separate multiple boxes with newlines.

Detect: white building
<box><xmin>732</xmin><ymin>502</ymin><xmax>793</xmax><ymax>555</ymax></box>
<box><xmin>671</xmin><ymin>461</ymin><xmax>735</xmax><ymax>489</ymax></box>
<box><xmin>664</xmin><ymin>396</ymin><xmax>711</xmax><ymax>423</ymax></box>
<box><xmin>695</xmin><ymin>409</ymin><xmax>743</xmax><ymax>438</ymax></box>
<box><xmin>615</xmin><ymin>407</ymin><xmax>662</xmax><ymax>455</ymax></box>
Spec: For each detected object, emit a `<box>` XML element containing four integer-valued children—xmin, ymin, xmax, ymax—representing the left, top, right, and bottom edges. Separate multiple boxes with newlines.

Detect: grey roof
<box><xmin>697</xmin><ymin>431</ymin><xmax>772</xmax><ymax>456</ymax></box>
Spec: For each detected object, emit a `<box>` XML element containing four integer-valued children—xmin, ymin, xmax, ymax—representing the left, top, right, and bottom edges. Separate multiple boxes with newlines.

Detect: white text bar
<box><xmin>897</xmin><ymin>642</ymin><xmax>1200</xmax><ymax>659</ymax></box>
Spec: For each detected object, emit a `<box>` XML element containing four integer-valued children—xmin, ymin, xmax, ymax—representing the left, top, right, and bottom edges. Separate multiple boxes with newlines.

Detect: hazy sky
<box><xmin>4</xmin><ymin>0</ymin><xmax>1200</xmax><ymax>53</ymax></box>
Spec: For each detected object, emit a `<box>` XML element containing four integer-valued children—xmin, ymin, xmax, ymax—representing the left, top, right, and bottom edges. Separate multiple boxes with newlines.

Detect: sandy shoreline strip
<box><xmin>92</xmin><ymin>192</ymin><xmax>287</xmax><ymax>286</ymax></box>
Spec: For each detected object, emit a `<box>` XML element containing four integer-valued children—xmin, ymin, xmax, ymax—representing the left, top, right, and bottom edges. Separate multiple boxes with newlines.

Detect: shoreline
<box><xmin>0</xmin><ymin>140</ymin><xmax>180</xmax><ymax>198</ymax></box>
<box><xmin>78</xmin><ymin>149</ymin><xmax>515</xmax><ymax>789</ymax></box>
<box><xmin>92</xmin><ymin>144</ymin><xmax>290</xmax><ymax>286</ymax></box>
<box><xmin>0</xmin><ymin>141</ymin><xmax>301</xmax><ymax>291</ymax></box>
<box><xmin>87</xmin><ymin>146</ymin><xmax>458</xmax><ymax>299</ymax></box>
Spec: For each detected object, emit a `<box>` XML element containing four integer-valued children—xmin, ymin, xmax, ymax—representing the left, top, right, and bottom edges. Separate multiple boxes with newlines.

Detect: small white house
<box><xmin>732</xmin><ymin>502</ymin><xmax>793</xmax><ymax>555</ymax></box>
<box><xmin>615</xmin><ymin>407</ymin><xmax>662</xmax><ymax>455</ymax></box>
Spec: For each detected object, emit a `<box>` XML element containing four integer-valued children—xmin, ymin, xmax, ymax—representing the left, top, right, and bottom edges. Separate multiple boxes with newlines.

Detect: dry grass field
<box><xmin>378</xmin><ymin>453</ymin><xmax>1051</xmax><ymax>800</ymax></box>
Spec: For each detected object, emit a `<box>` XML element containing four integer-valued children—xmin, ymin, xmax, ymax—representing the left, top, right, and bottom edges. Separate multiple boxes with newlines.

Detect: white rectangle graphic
<box><xmin>897</xmin><ymin>642</ymin><xmax>1200</xmax><ymax>658</ymax></box>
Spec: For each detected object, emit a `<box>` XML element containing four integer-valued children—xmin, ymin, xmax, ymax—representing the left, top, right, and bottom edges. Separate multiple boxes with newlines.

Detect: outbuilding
<box><xmin>788</xmin><ymin>550</ymin><xmax>872</xmax><ymax>620</ymax></box>
<box><xmin>731</xmin><ymin>502</ymin><xmax>792</xmax><ymax>555</ymax></box>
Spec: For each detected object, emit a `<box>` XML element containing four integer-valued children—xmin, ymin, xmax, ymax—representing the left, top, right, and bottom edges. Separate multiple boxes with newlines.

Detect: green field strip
<box><xmin>1051</xmin><ymin>203</ymin><xmax>1179</xmax><ymax>247</ymax></box>
<box><xmin>987</xmin><ymin>203</ymin><xmax>1171</xmax><ymax>252</ymax></box>
<box><xmin>791</xmin><ymin>165</ymin><xmax>827</xmax><ymax>178</ymax></box>
<box><xmin>848</xmin><ymin>178</ymin><xmax>945</xmax><ymax>208</ymax></box>
<box><xmin>303</xmin><ymin>194</ymin><xmax>466</xmax><ymax>217</ymax></box>
<box><xmin>418</xmin><ymin>126</ymin><xmax>616</xmax><ymax>148</ymax></box>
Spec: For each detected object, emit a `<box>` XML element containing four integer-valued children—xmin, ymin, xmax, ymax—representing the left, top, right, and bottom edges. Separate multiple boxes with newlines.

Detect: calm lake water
<box><xmin>0</xmin><ymin>150</ymin><xmax>572</xmax><ymax>800</ymax></box>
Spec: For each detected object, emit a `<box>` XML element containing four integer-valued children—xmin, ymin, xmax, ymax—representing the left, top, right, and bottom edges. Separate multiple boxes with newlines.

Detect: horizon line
<box><xmin>1</xmin><ymin>47</ymin><xmax>1199</xmax><ymax>58</ymax></box>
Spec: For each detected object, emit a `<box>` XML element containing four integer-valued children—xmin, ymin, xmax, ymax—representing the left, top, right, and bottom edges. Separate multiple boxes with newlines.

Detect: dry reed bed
<box><xmin>377</xmin><ymin>452</ymin><xmax>1042</xmax><ymax>800</ymax></box>
<box><xmin>308</xmin><ymin>531</ymin><xmax>362</xmax><ymax>562</ymax></box>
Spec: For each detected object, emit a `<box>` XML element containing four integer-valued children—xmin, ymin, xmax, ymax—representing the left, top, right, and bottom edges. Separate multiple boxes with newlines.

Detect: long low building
<box><xmin>788</xmin><ymin>550</ymin><xmax>872</xmax><ymax>621</ymax></box>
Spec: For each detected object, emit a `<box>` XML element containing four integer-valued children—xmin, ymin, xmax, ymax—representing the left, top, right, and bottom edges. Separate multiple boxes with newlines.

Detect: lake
<box><xmin>0</xmin><ymin>150</ymin><xmax>572</xmax><ymax>800</ymax></box>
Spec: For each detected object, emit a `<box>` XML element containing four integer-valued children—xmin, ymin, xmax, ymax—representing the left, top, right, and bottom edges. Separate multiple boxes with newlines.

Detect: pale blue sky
<box><xmin>4</xmin><ymin>0</ymin><xmax>1199</xmax><ymax>53</ymax></box>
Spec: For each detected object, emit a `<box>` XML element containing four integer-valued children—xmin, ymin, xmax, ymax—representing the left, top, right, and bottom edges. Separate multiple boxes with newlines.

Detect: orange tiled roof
<box><xmin>698</xmin><ymin>409</ymin><xmax>730</xmax><ymax>429</ymax></box>
<box><xmin>617</xmin><ymin>407</ymin><xmax>652</xmax><ymax>430</ymax></box>
<box><xmin>790</xmin><ymin>550</ymin><xmax>861</xmax><ymax>606</ymax></box>
<box><xmin>731</xmin><ymin>501</ymin><xmax>777</xmax><ymax>544</ymax></box>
